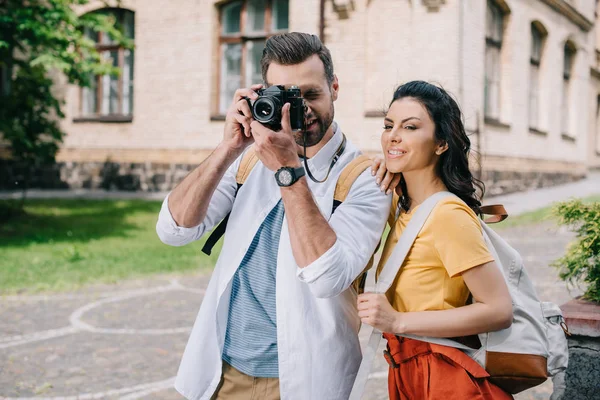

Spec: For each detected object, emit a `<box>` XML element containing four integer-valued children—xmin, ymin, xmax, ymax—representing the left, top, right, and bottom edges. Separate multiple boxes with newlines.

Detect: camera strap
<box><xmin>303</xmin><ymin>132</ymin><xmax>347</xmax><ymax>183</ymax></box>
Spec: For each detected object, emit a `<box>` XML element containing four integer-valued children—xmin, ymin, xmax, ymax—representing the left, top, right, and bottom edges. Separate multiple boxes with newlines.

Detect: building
<box><xmin>5</xmin><ymin>0</ymin><xmax>600</xmax><ymax>195</ymax></box>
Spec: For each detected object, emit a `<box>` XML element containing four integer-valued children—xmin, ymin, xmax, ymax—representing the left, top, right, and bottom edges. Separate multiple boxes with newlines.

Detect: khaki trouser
<box><xmin>212</xmin><ymin>362</ymin><xmax>280</xmax><ymax>400</ymax></box>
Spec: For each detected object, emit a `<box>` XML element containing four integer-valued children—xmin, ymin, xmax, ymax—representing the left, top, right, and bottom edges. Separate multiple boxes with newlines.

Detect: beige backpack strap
<box><xmin>202</xmin><ymin>147</ymin><xmax>259</xmax><ymax>256</ymax></box>
<box><xmin>236</xmin><ymin>146</ymin><xmax>260</xmax><ymax>185</ymax></box>
<box><xmin>334</xmin><ymin>155</ymin><xmax>376</xmax><ymax>294</ymax></box>
<box><xmin>334</xmin><ymin>155</ymin><xmax>372</xmax><ymax>204</ymax></box>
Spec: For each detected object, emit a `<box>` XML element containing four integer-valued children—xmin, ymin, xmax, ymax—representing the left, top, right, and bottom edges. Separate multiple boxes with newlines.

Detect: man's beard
<box><xmin>293</xmin><ymin>101</ymin><xmax>334</xmax><ymax>147</ymax></box>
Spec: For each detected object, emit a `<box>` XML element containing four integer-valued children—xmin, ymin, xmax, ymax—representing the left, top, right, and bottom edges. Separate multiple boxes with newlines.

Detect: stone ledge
<box><xmin>484</xmin><ymin>117</ymin><xmax>511</xmax><ymax>130</ymax></box>
<box><xmin>561</xmin><ymin>298</ymin><xmax>600</xmax><ymax>338</ymax></box>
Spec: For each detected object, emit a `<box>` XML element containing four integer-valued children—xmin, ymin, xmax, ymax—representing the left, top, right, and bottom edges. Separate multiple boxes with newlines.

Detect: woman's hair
<box><xmin>390</xmin><ymin>80</ymin><xmax>485</xmax><ymax>213</ymax></box>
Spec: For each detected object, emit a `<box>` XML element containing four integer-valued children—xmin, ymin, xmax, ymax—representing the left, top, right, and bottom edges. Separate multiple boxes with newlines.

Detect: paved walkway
<box><xmin>483</xmin><ymin>170</ymin><xmax>600</xmax><ymax>215</ymax></box>
<box><xmin>0</xmin><ymin>219</ymin><xmax>586</xmax><ymax>399</ymax></box>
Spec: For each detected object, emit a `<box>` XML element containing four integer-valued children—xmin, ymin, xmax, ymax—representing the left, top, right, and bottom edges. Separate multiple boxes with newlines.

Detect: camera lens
<box><xmin>255</xmin><ymin>100</ymin><xmax>273</xmax><ymax>119</ymax></box>
<box><xmin>253</xmin><ymin>97</ymin><xmax>281</xmax><ymax>124</ymax></box>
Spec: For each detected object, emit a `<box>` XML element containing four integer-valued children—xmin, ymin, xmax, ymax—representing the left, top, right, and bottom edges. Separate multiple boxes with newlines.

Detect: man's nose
<box><xmin>304</xmin><ymin>103</ymin><xmax>314</xmax><ymax>117</ymax></box>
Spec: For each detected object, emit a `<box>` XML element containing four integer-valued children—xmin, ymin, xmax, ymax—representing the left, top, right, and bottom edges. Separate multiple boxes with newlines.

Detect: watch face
<box><xmin>278</xmin><ymin>169</ymin><xmax>293</xmax><ymax>186</ymax></box>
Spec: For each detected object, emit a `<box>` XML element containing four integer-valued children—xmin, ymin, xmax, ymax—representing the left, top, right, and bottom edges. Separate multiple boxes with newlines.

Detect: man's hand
<box><xmin>371</xmin><ymin>156</ymin><xmax>401</xmax><ymax>195</ymax></box>
<box><xmin>222</xmin><ymin>84</ymin><xmax>263</xmax><ymax>156</ymax></box>
<box><xmin>357</xmin><ymin>292</ymin><xmax>403</xmax><ymax>333</ymax></box>
<box><xmin>251</xmin><ymin>103</ymin><xmax>301</xmax><ymax>171</ymax></box>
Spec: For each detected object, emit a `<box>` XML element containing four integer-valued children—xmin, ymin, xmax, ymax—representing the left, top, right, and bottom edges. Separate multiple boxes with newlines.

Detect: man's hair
<box><xmin>261</xmin><ymin>32</ymin><xmax>335</xmax><ymax>85</ymax></box>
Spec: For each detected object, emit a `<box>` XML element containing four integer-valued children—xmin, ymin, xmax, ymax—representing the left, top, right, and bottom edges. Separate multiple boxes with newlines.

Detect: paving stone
<box><xmin>0</xmin><ymin>332</ymin><xmax>185</xmax><ymax>397</ymax></box>
<box><xmin>80</xmin><ymin>290</ymin><xmax>202</xmax><ymax>331</ymax></box>
<box><xmin>0</xmin><ymin>298</ymin><xmax>91</xmax><ymax>337</ymax></box>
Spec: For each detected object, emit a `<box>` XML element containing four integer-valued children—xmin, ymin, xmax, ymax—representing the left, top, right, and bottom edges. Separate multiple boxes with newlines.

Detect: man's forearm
<box><xmin>281</xmin><ymin>177</ymin><xmax>337</xmax><ymax>268</ymax></box>
<box><xmin>168</xmin><ymin>143</ymin><xmax>239</xmax><ymax>227</ymax></box>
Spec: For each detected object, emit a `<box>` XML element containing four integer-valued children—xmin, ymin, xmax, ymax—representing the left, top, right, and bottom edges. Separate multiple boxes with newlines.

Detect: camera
<box><xmin>247</xmin><ymin>85</ymin><xmax>305</xmax><ymax>131</ymax></box>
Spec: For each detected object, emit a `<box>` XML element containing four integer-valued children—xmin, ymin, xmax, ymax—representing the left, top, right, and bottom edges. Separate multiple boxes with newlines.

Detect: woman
<box><xmin>359</xmin><ymin>81</ymin><xmax>513</xmax><ymax>399</ymax></box>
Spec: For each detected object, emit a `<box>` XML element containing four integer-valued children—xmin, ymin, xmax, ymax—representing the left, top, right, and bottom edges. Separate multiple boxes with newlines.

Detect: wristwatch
<box><xmin>275</xmin><ymin>166</ymin><xmax>305</xmax><ymax>187</ymax></box>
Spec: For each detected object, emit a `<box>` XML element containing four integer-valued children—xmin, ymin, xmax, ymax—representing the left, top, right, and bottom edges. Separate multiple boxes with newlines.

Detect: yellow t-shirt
<box><xmin>377</xmin><ymin>196</ymin><xmax>494</xmax><ymax>313</ymax></box>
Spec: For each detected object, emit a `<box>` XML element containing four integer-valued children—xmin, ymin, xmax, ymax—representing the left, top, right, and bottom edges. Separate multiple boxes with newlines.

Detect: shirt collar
<box><xmin>303</xmin><ymin>121</ymin><xmax>343</xmax><ymax>172</ymax></box>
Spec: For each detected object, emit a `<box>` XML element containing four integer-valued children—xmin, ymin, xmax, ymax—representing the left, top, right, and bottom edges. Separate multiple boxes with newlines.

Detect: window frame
<box><xmin>216</xmin><ymin>0</ymin><xmax>289</xmax><ymax>116</ymax></box>
<box><xmin>528</xmin><ymin>22</ymin><xmax>546</xmax><ymax>131</ymax></box>
<box><xmin>484</xmin><ymin>0</ymin><xmax>505</xmax><ymax>121</ymax></box>
<box><xmin>77</xmin><ymin>8</ymin><xmax>135</xmax><ymax>122</ymax></box>
<box><xmin>561</xmin><ymin>41</ymin><xmax>577</xmax><ymax>137</ymax></box>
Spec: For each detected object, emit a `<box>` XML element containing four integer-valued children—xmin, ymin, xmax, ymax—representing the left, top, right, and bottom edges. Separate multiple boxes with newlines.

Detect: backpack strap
<box><xmin>480</xmin><ymin>204</ymin><xmax>508</xmax><ymax>224</ymax></box>
<box><xmin>331</xmin><ymin>155</ymin><xmax>379</xmax><ymax>294</ymax></box>
<box><xmin>349</xmin><ymin>191</ymin><xmax>455</xmax><ymax>400</ymax></box>
<box><xmin>332</xmin><ymin>155</ymin><xmax>372</xmax><ymax>212</ymax></box>
<box><xmin>201</xmin><ymin>147</ymin><xmax>259</xmax><ymax>255</ymax></box>
<box><xmin>236</xmin><ymin>146</ymin><xmax>259</xmax><ymax>185</ymax></box>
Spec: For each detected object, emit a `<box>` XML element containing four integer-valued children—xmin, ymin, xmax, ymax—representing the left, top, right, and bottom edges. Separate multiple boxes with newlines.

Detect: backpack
<box><xmin>201</xmin><ymin>146</ymin><xmax>380</xmax><ymax>294</ymax></box>
<box><xmin>350</xmin><ymin>192</ymin><xmax>569</xmax><ymax>399</ymax></box>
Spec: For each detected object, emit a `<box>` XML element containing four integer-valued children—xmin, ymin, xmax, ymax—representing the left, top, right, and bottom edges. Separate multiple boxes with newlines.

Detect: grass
<box><xmin>493</xmin><ymin>195</ymin><xmax>600</xmax><ymax>230</ymax></box>
<box><xmin>0</xmin><ymin>199</ymin><xmax>221</xmax><ymax>294</ymax></box>
<box><xmin>1</xmin><ymin>194</ymin><xmax>598</xmax><ymax>294</ymax></box>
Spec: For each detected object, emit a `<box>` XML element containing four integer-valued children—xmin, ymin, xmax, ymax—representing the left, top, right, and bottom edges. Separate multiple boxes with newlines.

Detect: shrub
<box><xmin>552</xmin><ymin>199</ymin><xmax>600</xmax><ymax>303</ymax></box>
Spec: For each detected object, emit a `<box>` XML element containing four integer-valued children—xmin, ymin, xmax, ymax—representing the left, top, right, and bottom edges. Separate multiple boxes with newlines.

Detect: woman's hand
<box><xmin>371</xmin><ymin>156</ymin><xmax>401</xmax><ymax>195</ymax></box>
<box><xmin>358</xmin><ymin>293</ymin><xmax>403</xmax><ymax>333</ymax></box>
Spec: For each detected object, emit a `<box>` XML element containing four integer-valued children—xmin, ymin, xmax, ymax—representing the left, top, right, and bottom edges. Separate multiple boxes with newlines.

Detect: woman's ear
<box><xmin>435</xmin><ymin>141</ymin><xmax>449</xmax><ymax>156</ymax></box>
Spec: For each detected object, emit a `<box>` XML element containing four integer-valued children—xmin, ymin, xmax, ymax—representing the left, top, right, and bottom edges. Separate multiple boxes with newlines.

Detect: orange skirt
<box><xmin>383</xmin><ymin>333</ymin><xmax>513</xmax><ymax>400</ymax></box>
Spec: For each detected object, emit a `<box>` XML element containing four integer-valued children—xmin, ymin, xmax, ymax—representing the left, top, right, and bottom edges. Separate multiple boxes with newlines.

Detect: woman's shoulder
<box><xmin>430</xmin><ymin>195</ymin><xmax>480</xmax><ymax>224</ymax></box>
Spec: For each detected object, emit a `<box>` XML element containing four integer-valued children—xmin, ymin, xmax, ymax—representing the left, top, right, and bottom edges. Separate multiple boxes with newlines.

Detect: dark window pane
<box><xmin>122</xmin><ymin>49</ymin><xmax>134</xmax><ymax>115</ymax></box>
<box><xmin>220</xmin><ymin>43</ymin><xmax>242</xmax><ymax>113</ymax></box>
<box><xmin>84</xmin><ymin>26</ymin><xmax>97</xmax><ymax>42</ymax></box>
<box><xmin>82</xmin><ymin>74</ymin><xmax>97</xmax><ymax>115</ymax></box>
<box><xmin>273</xmin><ymin>0</ymin><xmax>289</xmax><ymax>31</ymax></box>
<box><xmin>531</xmin><ymin>26</ymin><xmax>542</xmax><ymax>63</ymax></box>
<box><xmin>100</xmin><ymin>50</ymin><xmax>120</xmax><ymax>115</ymax></box>
<box><xmin>222</xmin><ymin>1</ymin><xmax>242</xmax><ymax>35</ymax></box>
<box><xmin>246</xmin><ymin>40</ymin><xmax>265</xmax><ymax>87</ymax></box>
<box><xmin>486</xmin><ymin>1</ymin><xmax>502</xmax><ymax>43</ymax></box>
<box><xmin>122</xmin><ymin>10</ymin><xmax>135</xmax><ymax>39</ymax></box>
<box><xmin>564</xmin><ymin>45</ymin><xmax>575</xmax><ymax>78</ymax></box>
<box><xmin>246</xmin><ymin>0</ymin><xmax>266</xmax><ymax>33</ymax></box>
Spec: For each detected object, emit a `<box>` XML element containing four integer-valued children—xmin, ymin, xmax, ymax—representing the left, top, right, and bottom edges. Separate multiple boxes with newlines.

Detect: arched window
<box><xmin>529</xmin><ymin>22</ymin><xmax>546</xmax><ymax>130</ymax></box>
<box><xmin>218</xmin><ymin>0</ymin><xmax>289</xmax><ymax>114</ymax></box>
<box><xmin>484</xmin><ymin>0</ymin><xmax>506</xmax><ymax>119</ymax></box>
<box><xmin>562</xmin><ymin>41</ymin><xmax>576</xmax><ymax>136</ymax></box>
<box><xmin>81</xmin><ymin>8</ymin><xmax>135</xmax><ymax>119</ymax></box>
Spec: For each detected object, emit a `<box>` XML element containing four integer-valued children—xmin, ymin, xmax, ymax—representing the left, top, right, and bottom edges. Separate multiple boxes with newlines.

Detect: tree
<box><xmin>0</xmin><ymin>0</ymin><xmax>131</xmax><ymax>207</ymax></box>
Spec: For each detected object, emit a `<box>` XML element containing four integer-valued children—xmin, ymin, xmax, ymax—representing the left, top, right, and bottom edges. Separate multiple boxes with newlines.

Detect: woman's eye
<box><xmin>383</xmin><ymin>125</ymin><xmax>392</xmax><ymax>130</ymax></box>
<box><xmin>404</xmin><ymin>125</ymin><xmax>416</xmax><ymax>130</ymax></box>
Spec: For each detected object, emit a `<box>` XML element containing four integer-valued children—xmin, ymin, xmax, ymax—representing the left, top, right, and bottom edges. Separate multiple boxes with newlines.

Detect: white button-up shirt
<box><xmin>156</xmin><ymin>123</ymin><xmax>390</xmax><ymax>400</ymax></box>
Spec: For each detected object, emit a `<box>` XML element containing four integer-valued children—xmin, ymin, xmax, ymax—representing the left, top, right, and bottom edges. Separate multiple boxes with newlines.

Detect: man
<box><xmin>156</xmin><ymin>32</ymin><xmax>390</xmax><ymax>400</ymax></box>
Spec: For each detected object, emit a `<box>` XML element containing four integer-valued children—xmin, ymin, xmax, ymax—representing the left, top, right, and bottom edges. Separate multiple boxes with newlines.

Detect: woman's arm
<box><xmin>358</xmin><ymin>260</ymin><xmax>513</xmax><ymax>337</ymax></box>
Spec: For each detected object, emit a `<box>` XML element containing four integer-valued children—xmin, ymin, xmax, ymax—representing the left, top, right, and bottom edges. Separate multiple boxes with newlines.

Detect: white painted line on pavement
<box><xmin>69</xmin><ymin>283</ymin><xmax>192</xmax><ymax>335</ymax></box>
<box><xmin>0</xmin><ymin>326</ymin><xmax>78</xmax><ymax>349</ymax></box>
<box><xmin>1</xmin><ymin>377</ymin><xmax>176</xmax><ymax>400</ymax></box>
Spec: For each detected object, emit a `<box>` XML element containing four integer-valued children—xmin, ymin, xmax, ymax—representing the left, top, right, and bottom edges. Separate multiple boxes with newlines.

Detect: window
<box><xmin>484</xmin><ymin>0</ymin><xmax>504</xmax><ymax>120</ymax></box>
<box><xmin>218</xmin><ymin>0</ymin><xmax>289</xmax><ymax>114</ymax></box>
<box><xmin>562</xmin><ymin>42</ymin><xmax>576</xmax><ymax>135</ymax></box>
<box><xmin>81</xmin><ymin>9</ymin><xmax>134</xmax><ymax>118</ymax></box>
<box><xmin>529</xmin><ymin>23</ymin><xmax>545</xmax><ymax>130</ymax></box>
